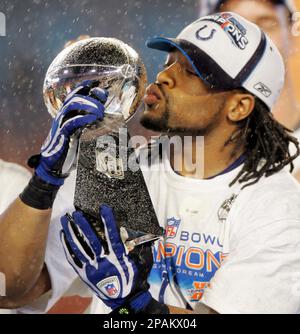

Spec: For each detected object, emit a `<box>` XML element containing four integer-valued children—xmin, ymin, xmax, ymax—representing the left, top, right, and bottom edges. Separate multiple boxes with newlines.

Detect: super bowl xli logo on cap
<box><xmin>165</xmin><ymin>217</ymin><xmax>181</xmax><ymax>239</ymax></box>
<box><xmin>197</xmin><ymin>13</ymin><xmax>249</xmax><ymax>50</ymax></box>
<box><xmin>97</xmin><ymin>276</ymin><xmax>120</xmax><ymax>299</ymax></box>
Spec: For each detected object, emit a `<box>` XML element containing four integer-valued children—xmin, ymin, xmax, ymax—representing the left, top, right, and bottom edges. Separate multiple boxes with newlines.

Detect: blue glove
<box><xmin>33</xmin><ymin>80</ymin><xmax>108</xmax><ymax>186</ymax></box>
<box><xmin>60</xmin><ymin>204</ymin><xmax>155</xmax><ymax>313</ymax></box>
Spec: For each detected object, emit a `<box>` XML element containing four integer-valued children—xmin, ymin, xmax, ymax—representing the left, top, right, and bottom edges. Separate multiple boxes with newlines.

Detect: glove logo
<box><xmin>97</xmin><ymin>276</ymin><xmax>120</xmax><ymax>299</ymax></box>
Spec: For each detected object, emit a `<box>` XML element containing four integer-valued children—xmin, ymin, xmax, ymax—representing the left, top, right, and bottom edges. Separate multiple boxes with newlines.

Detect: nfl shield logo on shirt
<box><xmin>97</xmin><ymin>276</ymin><xmax>120</xmax><ymax>299</ymax></box>
<box><xmin>165</xmin><ymin>217</ymin><xmax>181</xmax><ymax>239</ymax></box>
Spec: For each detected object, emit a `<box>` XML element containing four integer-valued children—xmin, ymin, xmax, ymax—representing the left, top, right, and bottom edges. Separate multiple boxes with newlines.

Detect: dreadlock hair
<box><xmin>226</xmin><ymin>91</ymin><xmax>300</xmax><ymax>189</ymax></box>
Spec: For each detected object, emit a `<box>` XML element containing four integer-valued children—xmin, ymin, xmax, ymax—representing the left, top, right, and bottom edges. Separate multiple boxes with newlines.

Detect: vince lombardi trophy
<box><xmin>43</xmin><ymin>37</ymin><xmax>163</xmax><ymax>249</ymax></box>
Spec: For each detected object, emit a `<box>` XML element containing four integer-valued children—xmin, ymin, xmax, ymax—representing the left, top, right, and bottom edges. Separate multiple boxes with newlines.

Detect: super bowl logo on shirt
<box><xmin>189</xmin><ymin>281</ymin><xmax>211</xmax><ymax>302</ymax></box>
<box><xmin>200</xmin><ymin>12</ymin><xmax>249</xmax><ymax>50</ymax></box>
<box><xmin>97</xmin><ymin>276</ymin><xmax>120</xmax><ymax>299</ymax></box>
<box><xmin>165</xmin><ymin>217</ymin><xmax>181</xmax><ymax>239</ymax></box>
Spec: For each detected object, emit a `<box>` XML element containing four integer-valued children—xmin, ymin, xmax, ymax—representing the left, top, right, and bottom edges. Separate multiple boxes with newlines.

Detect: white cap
<box><xmin>146</xmin><ymin>12</ymin><xmax>285</xmax><ymax>110</ymax></box>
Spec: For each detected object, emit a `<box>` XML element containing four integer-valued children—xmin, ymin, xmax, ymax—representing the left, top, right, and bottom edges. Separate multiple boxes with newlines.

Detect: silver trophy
<box><xmin>43</xmin><ymin>38</ymin><xmax>163</xmax><ymax>249</ymax></box>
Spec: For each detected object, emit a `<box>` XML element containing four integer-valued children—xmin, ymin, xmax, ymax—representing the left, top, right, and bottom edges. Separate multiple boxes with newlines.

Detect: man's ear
<box><xmin>226</xmin><ymin>92</ymin><xmax>255</xmax><ymax>122</ymax></box>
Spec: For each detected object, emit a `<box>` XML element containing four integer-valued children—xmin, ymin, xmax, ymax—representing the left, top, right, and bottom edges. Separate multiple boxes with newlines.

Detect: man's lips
<box><xmin>143</xmin><ymin>85</ymin><xmax>163</xmax><ymax>106</ymax></box>
<box><xmin>144</xmin><ymin>93</ymin><xmax>159</xmax><ymax>106</ymax></box>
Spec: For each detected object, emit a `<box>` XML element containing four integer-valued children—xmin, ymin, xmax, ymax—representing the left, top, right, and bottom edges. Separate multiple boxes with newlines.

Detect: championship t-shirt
<box><xmin>90</xmin><ymin>144</ymin><xmax>300</xmax><ymax>314</ymax></box>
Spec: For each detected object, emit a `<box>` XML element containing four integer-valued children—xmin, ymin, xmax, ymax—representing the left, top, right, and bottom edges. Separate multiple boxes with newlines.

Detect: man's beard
<box><xmin>140</xmin><ymin>108</ymin><xmax>170</xmax><ymax>132</ymax></box>
<box><xmin>140</xmin><ymin>99</ymin><xmax>225</xmax><ymax>135</ymax></box>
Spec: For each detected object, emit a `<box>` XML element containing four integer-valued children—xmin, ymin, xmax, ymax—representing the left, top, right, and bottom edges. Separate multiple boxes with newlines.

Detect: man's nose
<box><xmin>156</xmin><ymin>64</ymin><xmax>178</xmax><ymax>89</ymax></box>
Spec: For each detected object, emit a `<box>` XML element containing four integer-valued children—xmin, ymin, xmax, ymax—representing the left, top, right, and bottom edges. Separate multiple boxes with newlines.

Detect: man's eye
<box><xmin>186</xmin><ymin>69</ymin><xmax>197</xmax><ymax>76</ymax></box>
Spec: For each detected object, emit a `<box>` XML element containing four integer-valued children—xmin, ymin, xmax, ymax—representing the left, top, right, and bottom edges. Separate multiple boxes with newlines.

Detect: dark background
<box><xmin>0</xmin><ymin>0</ymin><xmax>200</xmax><ymax>166</ymax></box>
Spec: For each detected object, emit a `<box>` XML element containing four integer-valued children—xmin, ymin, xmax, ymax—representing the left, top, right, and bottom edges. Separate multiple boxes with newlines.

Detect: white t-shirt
<box><xmin>90</xmin><ymin>148</ymin><xmax>300</xmax><ymax>314</ymax></box>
